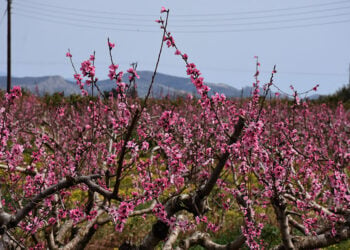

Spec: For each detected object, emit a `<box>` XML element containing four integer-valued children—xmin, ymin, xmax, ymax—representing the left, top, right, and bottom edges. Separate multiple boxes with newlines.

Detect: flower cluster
<box><xmin>108</xmin><ymin>64</ymin><xmax>119</xmax><ymax>80</ymax></box>
<box><xmin>80</xmin><ymin>60</ymin><xmax>95</xmax><ymax>78</ymax></box>
<box><xmin>108</xmin><ymin>202</ymin><xmax>135</xmax><ymax>232</ymax></box>
<box><xmin>69</xmin><ymin>208</ymin><xmax>84</xmax><ymax>224</ymax></box>
<box><xmin>5</xmin><ymin>86</ymin><xmax>22</xmax><ymax>103</ymax></box>
<box><xmin>127</xmin><ymin>67</ymin><xmax>140</xmax><ymax>82</ymax></box>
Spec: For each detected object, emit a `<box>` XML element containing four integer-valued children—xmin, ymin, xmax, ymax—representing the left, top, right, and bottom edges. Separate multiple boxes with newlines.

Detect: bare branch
<box><xmin>272</xmin><ymin>195</ymin><xmax>295</xmax><ymax>249</ymax></box>
<box><xmin>163</xmin><ymin>215</ymin><xmax>185</xmax><ymax>250</ymax></box>
<box><xmin>273</xmin><ymin>227</ymin><xmax>350</xmax><ymax>250</ymax></box>
<box><xmin>0</xmin><ymin>163</ymin><xmax>37</xmax><ymax>176</ymax></box>
<box><xmin>197</xmin><ymin>116</ymin><xmax>245</xmax><ymax>200</ymax></box>
<box><xmin>62</xmin><ymin>209</ymin><xmax>105</xmax><ymax>250</ymax></box>
<box><xmin>288</xmin><ymin>215</ymin><xmax>308</xmax><ymax>236</ymax></box>
<box><xmin>56</xmin><ymin>220</ymin><xmax>73</xmax><ymax>246</ymax></box>
<box><xmin>45</xmin><ymin>227</ymin><xmax>59</xmax><ymax>250</ymax></box>
<box><xmin>284</xmin><ymin>194</ymin><xmax>335</xmax><ymax>217</ymax></box>
<box><xmin>130</xmin><ymin>200</ymin><xmax>157</xmax><ymax>217</ymax></box>
<box><xmin>7</xmin><ymin>175</ymin><xmax>101</xmax><ymax>230</ymax></box>
<box><xmin>178</xmin><ymin>231</ymin><xmax>245</xmax><ymax>250</ymax></box>
<box><xmin>83</xmin><ymin>178</ymin><xmax>114</xmax><ymax>200</ymax></box>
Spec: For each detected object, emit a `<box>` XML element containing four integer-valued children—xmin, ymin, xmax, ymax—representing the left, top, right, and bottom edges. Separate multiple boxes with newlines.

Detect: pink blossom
<box><xmin>127</xmin><ymin>67</ymin><xmax>140</xmax><ymax>81</ymax></box>
<box><xmin>108</xmin><ymin>41</ymin><xmax>115</xmax><ymax>49</ymax></box>
<box><xmin>11</xmin><ymin>86</ymin><xmax>22</xmax><ymax>97</ymax></box>
<box><xmin>175</xmin><ymin>49</ymin><xmax>181</xmax><ymax>55</ymax></box>
<box><xmin>48</xmin><ymin>217</ymin><xmax>56</xmax><ymax>225</ymax></box>
<box><xmin>141</xmin><ymin>141</ymin><xmax>149</xmax><ymax>151</ymax></box>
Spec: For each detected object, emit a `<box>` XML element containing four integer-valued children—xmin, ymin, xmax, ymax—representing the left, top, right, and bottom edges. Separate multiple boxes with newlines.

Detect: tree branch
<box><xmin>272</xmin><ymin>195</ymin><xmax>295</xmax><ymax>249</ymax></box>
<box><xmin>197</xmin><ymin>116</ymin><xmax>245</xmax><ymax>200</ymax></box>
<box><xmin>288</xmin><ymin>215</ymin><xmax>308</xmax><ymax>236</ymax></box>
<box><xmin>273</xmin><ymin>226</ymin><xmax>350</xmax><ymax>250</ymax></box>
<box><xmin>62</xmin><ymin>209</ymin><xmax>105</xmax><ymax>250</ymax></box>
<box><xmin>7</xmin><ymin>175</ymin><xmax>101</xmax><ymax>230</ymax></box>
<box><xmin>163</xmin><ymin>215</ymin><xmax>184</xmax><ymax>250</ymax></box>
<box><xmin>0</xmin><ymin>163</ymin><xmax>37</xmax><ymax>176</ymax></box>
<box><xmin>178</xmin><ymin>232</ymin><xmax>246</xmax><ymax>250</ymax></box>
<box><xmin>125</xmin><ymin>117</ymin><xmax>245</xmax><ymax>249</ymax></box>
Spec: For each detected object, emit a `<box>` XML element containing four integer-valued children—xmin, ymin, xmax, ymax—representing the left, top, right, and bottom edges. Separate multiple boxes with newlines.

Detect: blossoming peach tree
<box><xmin>0</xmin><ymin>7</ymin><xmax>349</xmax><ymax>250</ymax></box>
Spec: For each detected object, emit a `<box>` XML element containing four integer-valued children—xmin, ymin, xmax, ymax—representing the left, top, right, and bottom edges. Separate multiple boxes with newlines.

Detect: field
<box><xmin>0</xmin><ymin>7</ymin><xmax>349</xmax><ymax>250</ymax></box>
<box><xmin>0</xmin><ymin>82</ymin><xmax>349</xmax><ymax>249</ymax></box>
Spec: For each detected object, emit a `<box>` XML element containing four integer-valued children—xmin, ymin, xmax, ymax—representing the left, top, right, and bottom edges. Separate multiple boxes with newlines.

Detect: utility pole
<box><xmin>7</xmin><ymin>0</ymin><xmax>12</xmax><ymax>93</ymax></box>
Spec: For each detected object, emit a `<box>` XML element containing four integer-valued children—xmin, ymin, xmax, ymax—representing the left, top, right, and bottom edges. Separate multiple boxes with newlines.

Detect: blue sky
<box><xmin>0</xmin><ymin>0</ymin><xmax>349</xmax><ymax>94</ymax></box>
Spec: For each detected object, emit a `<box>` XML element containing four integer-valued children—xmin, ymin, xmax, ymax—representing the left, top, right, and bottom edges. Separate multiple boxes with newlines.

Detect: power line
<box><xmin>15</xmin><ymin>1</ymin><xmax>154</xmax><ymax>21</ymax></box>
<box><xmin>176</xmin><ymin>11</ymin><xmax>350</xmax><ymax>27</ymax></box>
<box><xmin>21</xmin><ymin>0</ymin><xmax>157</xmax><ymax>17</ymax></box>
<box><xmin>171</xmin><ymin>0</ymin><xmax>350</xmax><ymax>17</ymax></box>
<box><xmin>177</xmin><ymin>18</ymin><xmax>350</xmax><ymax>33</ymax></box>
<box><xmin>13</xmin><ymin>6</ymin><xmax>350</xmax><ymax>28</ymax></box>
<box><xmin>14</xmin><ymin>11</ymin><xmax>350</xmax><ymax>34</ymax></box>
<box><xmin>12</xmin><ymin>12</ymin><xmax>159</xmax><ymax>33</ymax></box>
<box><xmin>183</xmin><ymin>6</ymin><xmax>350</xmax><ymax>22</ymax></box>
<box><xmin>13</xmin><ymin>8</ymin><xmax>155</xmax><ymax>28</ymax></box>
<box><xmin>171</xmin><ymin>18</ymin><xmax>350</xmax><ymax>33</ymax></box>
<box><xmin>14</xmin><ymin>1</ymin><xmax>350</xmax><ymax>23</ymax></box>
<box><xmin>20</xmin><ymin>0</ymin><xmax>350</xmax><ymax>18</ymax></box>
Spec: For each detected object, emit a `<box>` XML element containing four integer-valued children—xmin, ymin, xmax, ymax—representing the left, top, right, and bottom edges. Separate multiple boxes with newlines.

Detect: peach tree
<box><xmin>0</xmin><ymin>7</ymin><xmax>349</xmax><ymax>250</ymax></box>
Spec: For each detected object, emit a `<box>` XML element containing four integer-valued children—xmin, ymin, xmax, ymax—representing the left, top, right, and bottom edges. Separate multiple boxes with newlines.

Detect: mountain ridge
<box><xmin>0</xmin><ymin>71</ymin><xmax>245</xmax><ymax>97</ymax></box>
<box><xmin>0</xmin><ymin>71</ymin><xmax>303</xmax><ymax>99</ymax></box>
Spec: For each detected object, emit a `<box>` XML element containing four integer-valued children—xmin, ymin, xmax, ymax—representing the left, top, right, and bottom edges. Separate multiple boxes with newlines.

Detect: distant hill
<box><xmin>0</xmin><ymin>75</ymin><xmax>80</xmax><ymax>96</ymax></box>
<box><xmin>0</xmin><ymin>71</ymin><xmax>271</xmax><ymax>98</ymax></box>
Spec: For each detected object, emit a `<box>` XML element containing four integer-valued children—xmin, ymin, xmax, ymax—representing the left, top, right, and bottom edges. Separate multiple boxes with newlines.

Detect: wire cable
<box><xmin>13</xmin><ymin>6</ymin><xmax>350</xmax><ymax>28</ymax></box>
<box><xmin>15</xmin><ymin>1</ymin><xmax>154</xmax><ymax>21</ymax></box>
<box><xmin>13</xmin><ymin>4</ymin><xmax>154</xmax><ymax>23</ymax></box>
<box><xmin>12</xmin><ymin>12</ymin><xmax>159</xmax><ymax>32</ymax></box>
<box><xmin>14</xmin><ymin>11</ymin><xmax>350</xmax><ymax>34</ymax></box>
<box><xmin>13</xmin><ymin>8</ymin><xmax>156</xmax><ymax>27</ymax></box>
<box><xmin>21</xmin><ymin>0</ymin><xmax>350</xmax><ymax>18</ymax></box>
<box><xmin>16</xmin><ymin>0</ymin><xmax>350</xmax><ymax>22</ymax></box>
<box><xmin>170</xmin><ymin>19</ymin><xmax>350</xmax><ymax>33</ymax></box>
